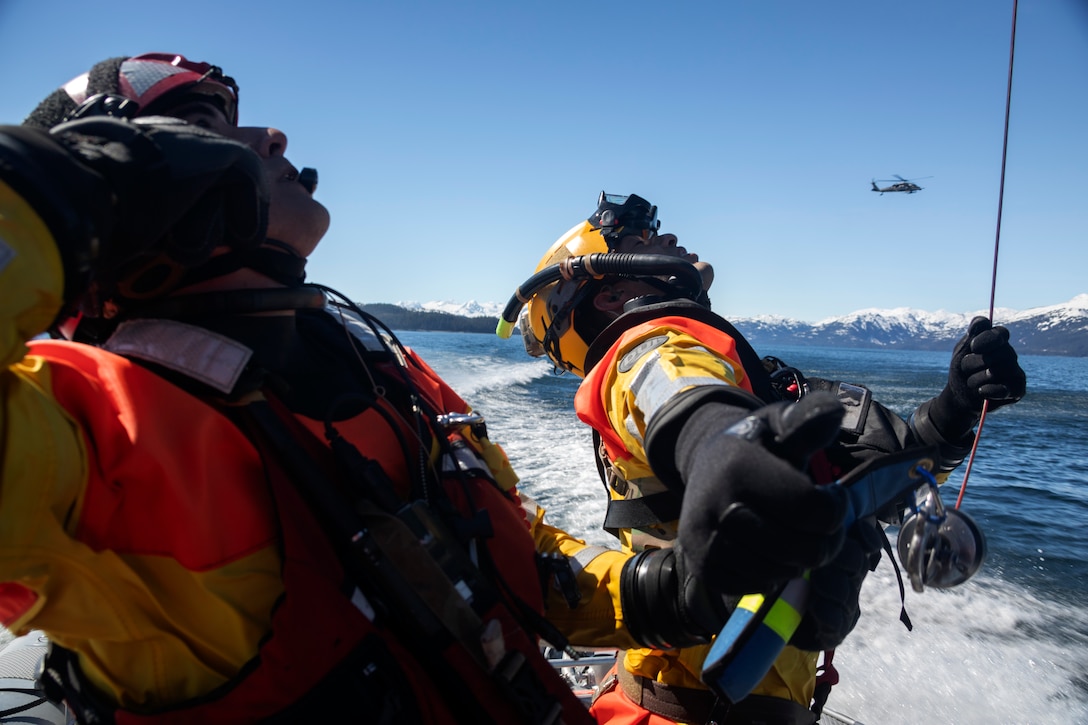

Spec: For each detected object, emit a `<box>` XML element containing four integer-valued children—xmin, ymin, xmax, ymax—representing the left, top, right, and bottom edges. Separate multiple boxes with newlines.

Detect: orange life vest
<box><xmin>30</xmin><ymin>328</ymin><xmax>591</xmax><ymax>724</ymax></box>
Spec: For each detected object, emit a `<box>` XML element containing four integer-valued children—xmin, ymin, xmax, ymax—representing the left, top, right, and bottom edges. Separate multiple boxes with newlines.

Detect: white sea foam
<box><xmin>439</xmin><ymin>359</ymin><xmax>550</xmax><ymax>398</ymax></box>
<box><xmin>828</xmin><ymin>557</ymin><xmax>1088</xmax><ymax>723</ymax></box>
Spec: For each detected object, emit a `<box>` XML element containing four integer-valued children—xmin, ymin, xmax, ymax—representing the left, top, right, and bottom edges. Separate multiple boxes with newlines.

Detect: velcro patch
<box><xmin>837</xmin><ymin>381</ymin><xmax>872</xmax><ymax>435</ymax></box>
<box><xmin>618</xmin><ymin>335</ymin><xmax>668</xmax><ymax>373</ymax></box>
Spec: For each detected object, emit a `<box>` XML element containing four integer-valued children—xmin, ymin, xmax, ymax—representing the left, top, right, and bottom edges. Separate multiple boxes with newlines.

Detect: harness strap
<box><xmin>811</xmin><ymin>649</ymin><xmax>840</xmax><ymax>720</ymax></box>
<box><xmin>41</xmin><ymin>642</ymin><xmax>118</xmax><ymax>725</ymax></box>
<box><xmin>174</xmin><ymin>247</ymin><xmax>307</xmax><ymax>289</ymax></box>
<box><xmin>592</xmin><ymin>430</ymin><xmax>612</xmax><ymax>498</ymax></box>
<box><xmin>881</xmin><ymin>527</ymin><xmax>914</xmax><ymax>631</ymax></box>
<box><xmin>616</xmin><ymin>662</ymin><xmax>717</xmax><ymax>722</ymax></box>
<box><xmin>601</xmin><ymin>492</ymin><xmax>682</xmax><ymax>537</ymax></box>
<box><xmin>615</xmin><ymin>663</ymin><xmax>816</xmax><ymax>725</ymax></box>
<box><xmin>241</xmin><ymin>396</ymin><xmax>590</xmax><ymax>725</ymax></box>
<box><xmin>237</xmin><ymin>398</ymin><xmax>500</xmax><ymax>723</ymax></box>
<box><xmin>0</xmin><ymin>689</ymin><xmax>50</xmax><ymax>720</ymax></box>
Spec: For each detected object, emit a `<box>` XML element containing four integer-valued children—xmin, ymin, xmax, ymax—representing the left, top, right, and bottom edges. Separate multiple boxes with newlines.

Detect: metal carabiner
<box><xmin>897</xmin><ymin>467</ymin><xmax>987</xmax><ymax>592</ymax></box>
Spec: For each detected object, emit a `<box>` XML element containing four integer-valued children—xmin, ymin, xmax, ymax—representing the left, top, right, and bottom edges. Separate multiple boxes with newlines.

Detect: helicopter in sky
<box><xmin>871</xmin><ymin>175</ymin><xmax>932</xmax><ymax>195</ymax></box>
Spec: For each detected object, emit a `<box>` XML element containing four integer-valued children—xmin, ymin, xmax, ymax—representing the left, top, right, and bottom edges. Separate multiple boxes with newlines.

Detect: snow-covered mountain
<box><xmin>390</xmin><ymin>295</ymin><xmax>1088</xmax><ymax>356</ymax></box>
<box><xmin>735</xmin><ymin>294</ymin><xmax>1088</xmax><ymax>356</ymax></box>
<box><xmin>395</xmin><ymin>299</ymin><xmax>504</xmax><ymax>318</ymax></box>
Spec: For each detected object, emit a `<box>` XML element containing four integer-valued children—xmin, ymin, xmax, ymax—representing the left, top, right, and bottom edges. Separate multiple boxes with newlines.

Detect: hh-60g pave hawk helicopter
<box><xmin>871</xmin><ymin>175</ymin><xmax>932</xmax><ymax>194</ymax></box>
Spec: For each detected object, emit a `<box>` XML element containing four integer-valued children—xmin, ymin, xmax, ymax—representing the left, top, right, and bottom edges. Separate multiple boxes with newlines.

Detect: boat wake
<box><xmin>824</xmin><ymin>536</ymin><xmax>1088</xmax><ymax>723</ymax></box>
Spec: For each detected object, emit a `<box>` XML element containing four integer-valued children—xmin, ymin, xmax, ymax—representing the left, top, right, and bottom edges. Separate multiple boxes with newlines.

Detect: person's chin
<box><xmin>273</xmin><ymin>181</ymin><xmax>329</xmax><ymax>219</ymax></box>
<box><xmin>267</xmin><ymin>202</ymin><xmax>330</xmax><ymax>255</ymax></box>
<box><xmin>694</xmin><ymin>261</ymin><xmax>715</xmax><ymax>292</ymax></box>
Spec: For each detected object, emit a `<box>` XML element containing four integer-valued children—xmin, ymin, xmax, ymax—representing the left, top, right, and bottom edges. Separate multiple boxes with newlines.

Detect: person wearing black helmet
<box><xmin>500</xmin><ymin>191</ymin><xmax>1028</xmax><ymax>724</ymax></box>
<box><xmin>19</xmin><ymin>54</ymin><xmax>326</xmax><ymax>340</ymax></box>
<box><xmin>0</xmin><ymin>55</ymin><xmax>732</xmax><ymax>724</ymax></box>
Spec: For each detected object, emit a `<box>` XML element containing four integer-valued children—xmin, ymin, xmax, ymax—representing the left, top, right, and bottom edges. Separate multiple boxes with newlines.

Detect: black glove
<box><xmin>924</xmin><ymin>316</ymin><xmax>1027</xmax><ymax>441</ymax></box>
<box><xmin>790</xmin><ymin>517</ymin><xmax>884</xmax><ymax>652</ymax></box>
<box><xmin>621</xmin><ymin>392</ymin><xmax>850</xmax><ymax>647</ymax></box>
<box><xmin>676</xmin><ymin>391</ymin><xmax>849</xmax><ymax>593</ymax></box>
<box><xmin>0</xmin><ymin>117</ymin><xmax>267</xmax><ymax>303</ymax></box>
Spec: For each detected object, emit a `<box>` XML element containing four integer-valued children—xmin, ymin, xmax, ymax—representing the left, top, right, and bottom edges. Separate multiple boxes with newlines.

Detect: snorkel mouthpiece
<box><xmin>298</xmin><ymin>167</ymin><xmax>318</xmax><ymax>194</ymax></box>
<box><xmin>496</xmin><ymin>317</ymin><xmax>517</xmax><ymax>339</ymax></box>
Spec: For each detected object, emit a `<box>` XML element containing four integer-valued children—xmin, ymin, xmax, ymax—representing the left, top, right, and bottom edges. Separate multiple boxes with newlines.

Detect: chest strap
<box><xmin>615</xmin><ymin>663</ymin><xmax>816</xmax><ymax>725</ymax></box>
<box><xmin>239</xmin><ymin>396</ymin><xmax>590</xmax><ymax>725</ymax></box>
<box><xmin>601</xmin><ymin>493</ymin><xmax>682</xmax><ymax>538</ymax></box>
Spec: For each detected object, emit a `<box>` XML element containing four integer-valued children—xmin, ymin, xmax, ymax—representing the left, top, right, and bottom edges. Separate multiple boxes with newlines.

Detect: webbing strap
<box><xmin>602</xmin><ymin>491</ymin><xmax>682</xmax><ymax>536</ymax></box>
<box><xmin>811</xmin><ymin>649</ymin><xmax>839</xmax><ymax>719</ymax></box>
<box><xmin>0</xmin><ymin>689</ymin><xmax>49</xmax><ymax>720</ymax></box>
<box><xmin>880</xmin><ymin>528</ymin><xmax>914</xmax><ymax>632</ymax></box>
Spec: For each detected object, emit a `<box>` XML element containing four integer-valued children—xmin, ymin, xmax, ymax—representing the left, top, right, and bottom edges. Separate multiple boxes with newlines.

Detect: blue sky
<box><xmin>2</xmin><ymin>1</ymin><xmax>1085</xmax><ymax>320</ymax></box>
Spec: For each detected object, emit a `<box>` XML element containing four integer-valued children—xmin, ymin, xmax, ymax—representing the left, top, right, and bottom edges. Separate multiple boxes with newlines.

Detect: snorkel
<box><xmin>496</xmin><ymin>252</ymin><xmax>704</xmax><ymax>340</ymax></box>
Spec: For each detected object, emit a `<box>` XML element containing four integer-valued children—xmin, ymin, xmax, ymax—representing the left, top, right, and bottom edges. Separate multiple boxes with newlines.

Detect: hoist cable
<box><xmin>956</xmin><ymin>0</ymin><xmax>1019</xmax><ymax>510</ymax></box>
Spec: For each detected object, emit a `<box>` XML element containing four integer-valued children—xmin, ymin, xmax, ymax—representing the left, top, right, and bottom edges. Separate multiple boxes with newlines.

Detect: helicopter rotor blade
<box><xmin>884</xmin><ymin>175</ymin><xmax>933</xmax><ymax>182</ymax></box>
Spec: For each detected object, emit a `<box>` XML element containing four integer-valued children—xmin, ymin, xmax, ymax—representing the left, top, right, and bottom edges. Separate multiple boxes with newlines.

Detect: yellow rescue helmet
<box><xmin>522</xmin><ymin>219</ymin><xmax>609</xmax><ymax>377</ymax></box>
<box><xmin>498</xmin><ymin>192</ymin><xmax>684</xmax><ymax>378</ymax></box>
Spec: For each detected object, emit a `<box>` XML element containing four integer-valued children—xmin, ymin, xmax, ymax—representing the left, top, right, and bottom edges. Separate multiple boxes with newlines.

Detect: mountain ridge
<box><xmin>369</xmin><ymin>294</ymin><xmax>1088</xmax><ymax>357</ymax></box>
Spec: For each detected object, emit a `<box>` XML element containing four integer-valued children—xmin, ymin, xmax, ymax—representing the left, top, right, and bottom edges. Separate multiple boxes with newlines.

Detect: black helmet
<box><xmin>24</xmin><ymin>53</ymin><xmax>239</xmax><ymax>130</ymax></box>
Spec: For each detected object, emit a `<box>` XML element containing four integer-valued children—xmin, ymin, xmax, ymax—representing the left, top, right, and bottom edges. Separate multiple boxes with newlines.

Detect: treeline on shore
<box><xmin>360</xmin><ymin>304</ymin><xmax>499</xmax><ymax>334</ymax></box>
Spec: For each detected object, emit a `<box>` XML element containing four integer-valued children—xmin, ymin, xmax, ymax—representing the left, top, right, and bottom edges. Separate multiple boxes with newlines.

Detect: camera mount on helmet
<box><xmin>590</xmin><ymin>192</ymin><xmax>660</xmax><ymax>246</ymax></box>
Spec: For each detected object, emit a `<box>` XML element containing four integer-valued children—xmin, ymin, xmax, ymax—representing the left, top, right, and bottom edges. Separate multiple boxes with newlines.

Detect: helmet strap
<box><xmin>172</xmin><ymin>244</ymin><xmax>308</xmax><ymax>289</ymax></box>
<box><xmin>619</xmin><ymin>276</ymin><xmax>705</xmax><ymax>311</ymax></box>
<box><xmin>102</xmin><ymin>242</ymin><xmax>309</xmax><ymax>323</ymax></box>
<box><xmin>124</xmin><ymin>286</ymin><xmax>327</xmax><ymax>321</ymax></box>
<box><xmin>541</xmin><ymin>281</ymin><xmax>598</xmax><ymax>373</ymax></box>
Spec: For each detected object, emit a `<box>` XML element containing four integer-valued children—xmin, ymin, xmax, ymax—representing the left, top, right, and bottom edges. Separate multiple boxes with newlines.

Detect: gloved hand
<box><xmin>790</xmin><ymin>517</ymin><xmax>884</xmax><ymax>651</ymax></box>
<box><xmin>0</xmin><ymin>116</ymin><xmax>266</xmax><ymax>303</ymax></box>
<box><xmin>621</xmin><ymin>392</ymin><xmax>850</xmax><ymax>648</ymax></box>
<box><xmin>676</xmin><ymin>390</ymin><xmax>848</xmax><ymax>596</ymax></box>
<box><xmin>927</xmin><ymin>316</ymin><xmax>1027</xmax><ymax>440</ymax></box>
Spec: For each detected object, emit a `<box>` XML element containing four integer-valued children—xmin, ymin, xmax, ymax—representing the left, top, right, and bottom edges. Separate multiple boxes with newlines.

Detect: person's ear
<box><xmin>593</xmin><ymin>285</ymin><xmax>627</xmax><ymax>313</ymax></box>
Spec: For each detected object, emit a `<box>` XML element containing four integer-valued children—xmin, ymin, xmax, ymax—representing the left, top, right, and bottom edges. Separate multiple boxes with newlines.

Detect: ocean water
<box><xmin>401</xmin><ymin>330</ymin><xmax>1088</xmax><ymax>725</ymax></box>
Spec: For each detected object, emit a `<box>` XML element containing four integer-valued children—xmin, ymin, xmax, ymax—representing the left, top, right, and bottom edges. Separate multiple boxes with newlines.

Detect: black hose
<box><xmin>499</xmin><ymin>253</ymin><xmax>703</xmax><ymax>328</ymax></box>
